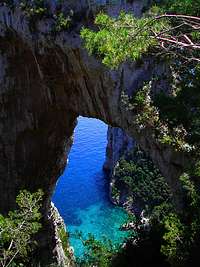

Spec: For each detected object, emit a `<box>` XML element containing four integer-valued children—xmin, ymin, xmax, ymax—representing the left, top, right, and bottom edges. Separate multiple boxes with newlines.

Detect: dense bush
<box><xmin>53</xmin><ymin>11</ymin><xmax>72</xmax><ymax>33</ymax></box>
<box><xmin>72</xmin><ymin>232</ymin><xmax>120</xmax><ymax>267</ymax></box>
<box><xmin>0</xmin><ymin>190</ymin><xmax>43</xmax><ymax>267</ymax></box>
<box><xmin>112</xmin><ymin>147</ymin><xmax>200</xmax><ymax>266</ymax></box>
<box><xmin>157</xmin><ymin>0</ymin><xmax>200</xmax><ymax>16</ymax></box>
<box><xmin>114</xmin><ymin>147</ymin><xmax>172</xmax><ymax>216</ymax></box>
<box><xmin>81</xmin><ymin>12</ymin><xmax>166</xmax><ymax>68</ymax></box>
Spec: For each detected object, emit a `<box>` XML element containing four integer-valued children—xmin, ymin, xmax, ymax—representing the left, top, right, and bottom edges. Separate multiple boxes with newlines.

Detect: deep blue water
<box><xmin>52</xmin><ymin>116</ymin><xmax>129</xmax><ymax>258</ymax></box>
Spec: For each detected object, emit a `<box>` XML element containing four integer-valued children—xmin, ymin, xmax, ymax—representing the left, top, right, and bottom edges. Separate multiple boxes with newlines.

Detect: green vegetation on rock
<box><xmin>0</xmin><ymin>190</ymin><xmax>43</xmax><ymax>267</ymax></box>
<box><xmin>76</xmin><ymin>233</ymin><xmax>118</xmax><ymax>267</ymax></box>
<box><xmin>112</xmin><ymin>147</ymin><xmax>200</xmax><ymax>266</ymax></box>
<box><xmin>53</xmin><ymin>11</ymin><xmax>72</xmax><ymax>32</ymax></box>
<box><xmin>113</xmin><ymin>147</ymin><xmax>172</xmax><ymax>215</ymax></box>
<box><xmin>81</xmin><ymin>12</ymin><xmax>167</xmax><ymax>68</ymax></box>
<box><xmin>2</xmin><ymin>0</ymin><xmax>72</xmax><ymax>33</ymax></box>
<box><xmin>157</xmin><ymin>0</ymin><xmax>200</xmax><ymax>16</ymax></box>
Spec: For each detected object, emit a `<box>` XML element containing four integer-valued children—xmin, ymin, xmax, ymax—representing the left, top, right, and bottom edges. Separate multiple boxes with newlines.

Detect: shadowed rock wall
<box><xmin>103</xmin><ymin>126</ymin><xmax>135</xmax><ymax>174</ymax></box>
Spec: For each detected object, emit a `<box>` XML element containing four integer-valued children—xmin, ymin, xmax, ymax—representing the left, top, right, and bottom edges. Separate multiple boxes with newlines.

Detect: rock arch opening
<box><xmin>52</xmin><ymin>116</ymin><xmax>130</xmax><ymax>258</ymax></box>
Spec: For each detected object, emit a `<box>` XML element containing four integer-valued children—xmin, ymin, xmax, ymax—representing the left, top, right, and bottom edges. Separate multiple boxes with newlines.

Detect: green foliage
<box><xmin>76</xmin><ymin>233</ymin><xmax>119</xmax><ymax>267</ymax></box>
<box><xmin>161</xmin><ymin>213</ymin><xmax>185</xmax><ymax>267</ymax></box>
<box><xmin>81</xmin><ymin>1</ymin><xmax>199</xmax><ymax>68</ymax></box>
<box><xmin>113</xmin><ymin>149</ymin><xmax>200</xmax><ymax>266</ymax></box>
<box><xmin>19</xmin><ymin>0</ymin><xmax>47</xmax><ymax>18</ymax></box>
<box><xmin>54</xmin><ymin>12</ymin><xmax>72</xmax><ymax>32</ymax></box>
<box><xmin>132</xmin><ymin>82</ymin><xmax>160</xmax><ymax>128</ymax></box>
<box><xmin>159</xmin><ymin>171</ymin><xmax>200</xmax><ymax>266</ymax></box>
<box><xmin>112</xmin><ymin>186</ymin><xmax>120</xmax><ymax>202</ymax></box>
<box><xmin>58</xmin><ymin>226</ymin><xmax>71</xmax><ymax>258</ymax></box>
<box><xmin>134</xmin><ymin>86</ymin><xmax>149</xmax><ymax>107</ymax></box>
<box><xmin>150</xmin><ymin>202</ymin><xmax>174</xmax><ymax>224</ymax></box>
<box><xmin>3</xmin><ymin>1</ymin><xmax>73</xmax><ymax>33</ymax></box>
<box><xmin>81</xmin><ymin>12</ymin><xmax>166</xmax><ymax>68</ymax></box>
<box><xmin>122</xmin><ymin>77</ymin><xmax>197</xmax><ymax>152</ymax></box>
<box><xmin>114</xmin><ymin>147</ymin><xmax>171</xmax><ymax>213</ymax></box>
<box><xmin>179</xmin><ymin>173</ymin><xmax>200</xmax><ymax>209</ymax></box>
<box><xmin>154</xmin><ymin>64</ymin><xmax>200</xmax><ymax>147</ymax></box>
<box><xmin>121</xmin><ymin>81</ymin><xmax>194</xmax><ymax>152</ymax></box>
<box><xmin>192</xmin><ymin>159</ymin><xmax>200</xmax><ymax>176</ymax></box>
<box><xmin>81</xmin><ymin>1</ymin><xmax>200</xmax><ymax>152</ymax></box>
<box><xmin>157</xmin><ymin>0</ymin><xmax>200</xmax><ymax>16</ymax></box>
<box><xmin>16</xmin><ymin>0</ymin><xmax>48</xmax><ymax>32</ymax></box>
<box><xmin>0</xmin><ymin>190</ymin><xmax>43</xmax><ymax>267</ymax></box>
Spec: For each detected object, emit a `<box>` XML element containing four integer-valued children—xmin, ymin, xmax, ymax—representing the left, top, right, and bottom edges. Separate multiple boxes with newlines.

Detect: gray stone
<box><xmin>103</xmin><ymin>126</ymin><xmax>135</xmax><ymax>174</ymax></box>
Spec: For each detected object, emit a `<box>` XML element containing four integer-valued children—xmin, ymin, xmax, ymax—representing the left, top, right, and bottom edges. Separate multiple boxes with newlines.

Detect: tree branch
<box><xmin>156</xmin><ymin>14</ymin><xmax>200</xmax><ymax>22</ymax></box>
<box><xmin>156</xmin><ymin>36</ymin><xmax>200</xmax><ymax>50</ymax></box>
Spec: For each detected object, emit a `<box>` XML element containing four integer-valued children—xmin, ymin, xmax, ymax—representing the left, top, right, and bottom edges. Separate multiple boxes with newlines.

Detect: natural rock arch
<box><xmin>0</xmin><ymin>2</ymin><xmax>188</xmax><ymax>265</ymax></box>
<box><xmin>0</xmin><ymin>26</ymin><xmax>185</xmax><ymax>210</ymax></box>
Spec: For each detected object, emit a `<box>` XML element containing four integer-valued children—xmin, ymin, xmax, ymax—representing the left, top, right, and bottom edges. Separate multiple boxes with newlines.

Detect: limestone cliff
<box><xmin>0</xmin><ymin>0</ymin><xmax>191</xmax><ymax>265</ymax></box>
<box><xmin>50</xmin><ymin>203</ymin><xmax>75</xmax><ymax>267</ymax></box>
<box><xmin>103</xmin><ymin>126</ymin><xmax>135</xmax><ymax>174</ymax></box>
<box><xmin>103</xmin><ymin>127</ymin><xmax>135</xmax><ymax>209</ymax></box>
<box><xmin>104</xmin><ymin>127</ymin><xmax>171</xmax><ymax>219</ymax></box>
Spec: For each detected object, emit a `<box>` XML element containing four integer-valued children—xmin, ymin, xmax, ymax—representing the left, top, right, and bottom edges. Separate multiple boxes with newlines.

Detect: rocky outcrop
<box><xmin>49</xmin><ymin>202</ymin><xmax>75</xmax><ymax>267</ymax></box>
<box><xmin>103</xmin><ymin>126</ymin><xmax>137</xmax><ymax>212</ymax></box>
<box><xmin>103</xmin><ymin>126</ymin><xmax>135</xmax><ymax>174</ymax></box>
<box><xmin>103</xmin><ymin>127</ymin><xmax>138</xmax><ymax>213</ymax></box>
<box><xmin>0</xmin><ymin>0</ymin><xmax>190</xmax><ymax>265</ymax></box>
<box><xmin>30</xmin><ymin>201</ymin><xmax>75</xmax><ymax>266</ymax></box>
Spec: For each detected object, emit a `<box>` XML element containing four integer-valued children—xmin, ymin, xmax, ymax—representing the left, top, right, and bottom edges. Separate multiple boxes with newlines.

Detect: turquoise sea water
<box><xmin>52</xmin><ymin>116</ymin><xmax>130</xmax><ymax>258</ymax></box>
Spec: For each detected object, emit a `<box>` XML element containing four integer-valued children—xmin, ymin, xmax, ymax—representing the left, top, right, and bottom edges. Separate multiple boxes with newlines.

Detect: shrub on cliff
<box><xmin>0</xmin><ymin>190</ymin><xmax>43</xmax><ymax>267</ymax></box>
<box><xmin>114</xmin><ymin>147</ymin><xmax>172</xmax><ymax>216</ymax></box>
<box><xmin>19</xmin><ymin>0</ymin><xmax>48</xmax><ymax>18</ymax></box>
<box><xmin>73</xmin><ymin>232</ymin><xmax>134</xmax><ymax>267</ymax></box>
<box><xmin>113</xmin><ymin>148</ymin><xmax>200</xmax><ymax>266</ymax></box>
<box><xmin>81</xmin><ymin>3</ymin><xmax>200</xmax><ymax>68</ymax></box>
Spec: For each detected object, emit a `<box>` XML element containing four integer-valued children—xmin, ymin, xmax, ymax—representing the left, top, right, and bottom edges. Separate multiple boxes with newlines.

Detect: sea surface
<box><xmin>52</xmin><ymin>116</ymin><xmax>130</xmax><ymax>258</ymax></box>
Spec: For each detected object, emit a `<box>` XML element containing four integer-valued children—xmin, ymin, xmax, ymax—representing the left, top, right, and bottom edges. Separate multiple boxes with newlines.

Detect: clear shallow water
<box><xmin>52</xmin><ymin>116</ymin><xmax>130</xmax><ymax>258</ymax></box>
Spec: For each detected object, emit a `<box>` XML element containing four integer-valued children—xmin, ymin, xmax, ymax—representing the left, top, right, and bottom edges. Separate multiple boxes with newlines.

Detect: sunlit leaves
<box><xmin>81</xmin><ymin>12</ymin><xmax>166</xmax><ymax>68</ymax></box>
<box><xmin>159</xmin><ymin>0</ymin><xmax>200</xmax><ymax>16</ymax></box>
<box><xmin>0</xmin><ymin>190</ymin><xmax>43</xmax><ymax>267</ymax></box>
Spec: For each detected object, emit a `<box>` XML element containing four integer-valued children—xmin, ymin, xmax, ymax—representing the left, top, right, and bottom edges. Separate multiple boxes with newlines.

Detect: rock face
<box><xmin>103</xmin><ymin>126</ymin><xmax>136</xmax><ymax>210</ymax></box>
<box><xmin>103</xmin><ymin>126</ymin><xmax>136</xmax><ymax>214</ymax></box>
<box><xmin>103</xmin><ymin>126</ymin><xmax>135</xmax><ymax>174</ymax></box>
<box><xmin>0</xmin><ymin>0</ymin><xmax>190</xmax><ymax>265</ymax></box>
<box><xmin>50</xmin><ymin>202</ymin><xmax>75</xmax><ymax>267</ymax></box>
